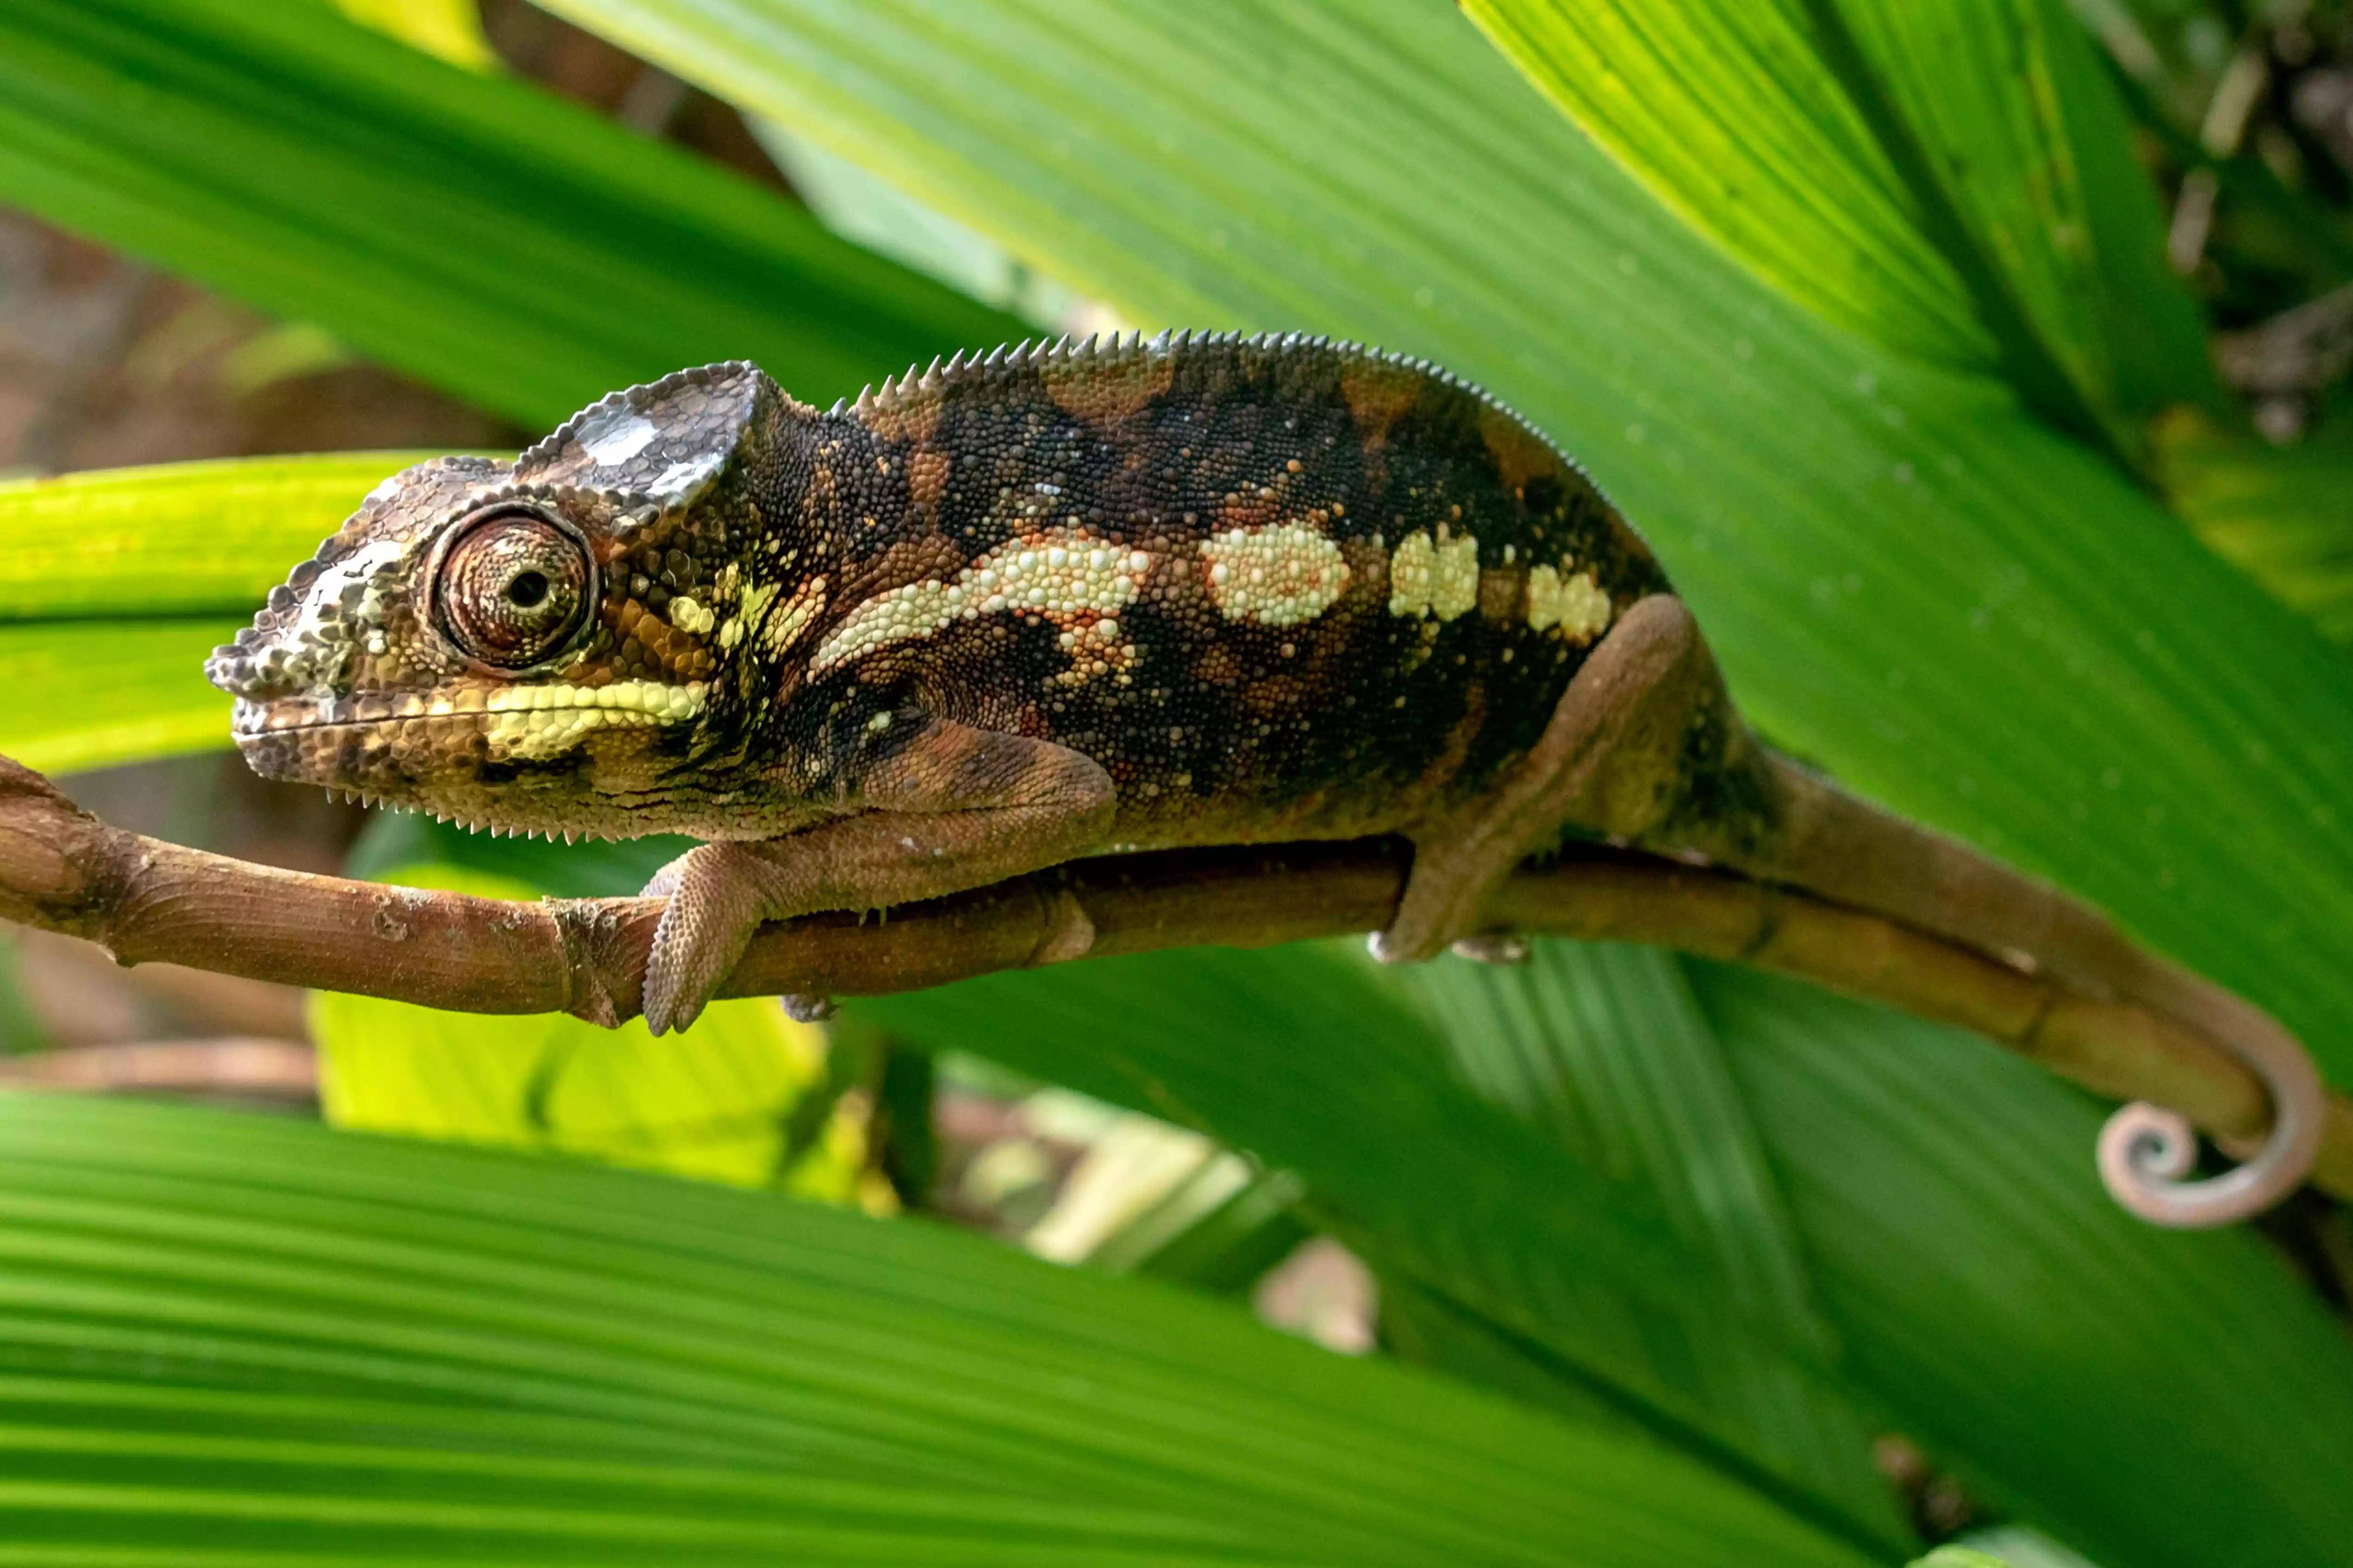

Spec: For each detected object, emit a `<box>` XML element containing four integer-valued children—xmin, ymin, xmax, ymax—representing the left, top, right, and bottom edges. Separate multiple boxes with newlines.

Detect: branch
<box><xmin>3</xmin><ymin>753</ymin><xmax>2346</xmax><ymax>1201</ymax></box>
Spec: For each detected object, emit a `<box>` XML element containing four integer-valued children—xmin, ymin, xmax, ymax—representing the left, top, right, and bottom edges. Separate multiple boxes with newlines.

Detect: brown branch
<box><xmin>3</xmin><ymin>753</ymin><xmax>2346</xmax><ymax>1201</ymax></box>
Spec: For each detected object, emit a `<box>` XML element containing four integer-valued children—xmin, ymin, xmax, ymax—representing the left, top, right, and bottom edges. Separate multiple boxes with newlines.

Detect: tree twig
<box><xmin>2</xmin><ymin>752</ymin><xmax>2345</xmax><ymax>1199</ymax></box>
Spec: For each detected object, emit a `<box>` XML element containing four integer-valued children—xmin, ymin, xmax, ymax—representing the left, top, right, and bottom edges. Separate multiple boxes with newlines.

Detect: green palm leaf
<box><xmin>1459</xmin><ymin>0</ymin><xmax>2215</xmax><ymax>454</ymax></box>
<box><xmin>0</xmin><ymin>1092</ymin><xmax>1875</xmax><ymax>1568</ymax></box>
<box><xmin>1699</xmin><ymin>958</ymin><xmax>2353</xmax><ymax>1568</ymax></box>
<box><xmin>0</xmin><ymin>0</ymin><xmax>1021</xmax><ymax>429</ymax></box>
<box><xmin>0</xmin><ymin>454</ymin><xmax>426</xmax><ymax>771</ymax></box>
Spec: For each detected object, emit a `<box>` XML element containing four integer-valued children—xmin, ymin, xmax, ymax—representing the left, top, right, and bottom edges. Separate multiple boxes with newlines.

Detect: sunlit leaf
<box><xmin>345</xmin><ymin>808</ymin><xmax>688</xmax><ymax>896</ymax></box>
<box><xmin>1829</xmin><ymin>0</ymin><xmax>2215</xmax><ymax>423</ymax></box>
<box><xmin>0</xmin><ymin>454</ymin><xmax>423</xmax><ymax>771</ymax></box>
<box><xmin>1460</xmin><ymin>0</ymin><xmax>2213</xmax><ymax>451</ymax></box>
<box><xmin>2154</xmin><ymin>406</ymin><xmax>2353</xmax><ymax>641</ymax></box>
<box><xmin>1955</xmin><ymin>1526</ymin><xmax>2098</xmax><ymax>1568</ymax></box>
<box><xmin>308</xmin><ymin>863</ymin><xmax>870</xmax><ymax>1199</ymax></box>
<box><xmin>0</xmin><ymin>453</ymin><xmax>428</xmax><ymax>621</ymax></box>
<box><xmin>0</xmin><ymin>620</ymin><xmax>235</xmax><ymax>773</ymax></box>
<box><xmin>1455</xmin><ymin>1</ymin><xmax>1986</xmax><ymax>367</ymax></box>
<box><xmin>328</xmin><ymin>0</ymin><xmax>497</xmax><ymax>71</ymax></box>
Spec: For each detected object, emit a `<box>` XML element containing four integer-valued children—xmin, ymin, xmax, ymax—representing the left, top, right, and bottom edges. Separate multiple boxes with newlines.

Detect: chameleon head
<box><xmin>207</xmin><ymin>361</ymin><xmax>806</xmax><ymax>838</ymax></box>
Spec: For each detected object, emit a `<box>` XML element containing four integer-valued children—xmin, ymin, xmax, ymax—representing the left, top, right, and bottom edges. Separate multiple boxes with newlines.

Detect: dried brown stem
<box><xmin>3</xmin><ymin>752</ymin><xmax>2345</xmax><ymax>1200</ymax></box>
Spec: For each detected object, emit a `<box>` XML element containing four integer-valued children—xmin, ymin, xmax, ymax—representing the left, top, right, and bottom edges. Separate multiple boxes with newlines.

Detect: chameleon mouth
<box><xmin>230</xmin><ymin>679</ymin><xmax>708</xmax><ymax>740</ymax></box>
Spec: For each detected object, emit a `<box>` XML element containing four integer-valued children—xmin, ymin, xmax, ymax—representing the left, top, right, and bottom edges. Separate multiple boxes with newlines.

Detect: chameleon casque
<box><xmin>207</xmin><ymin>330</ymin><xmax>2323</xmax><ymax>1227</ymax></box>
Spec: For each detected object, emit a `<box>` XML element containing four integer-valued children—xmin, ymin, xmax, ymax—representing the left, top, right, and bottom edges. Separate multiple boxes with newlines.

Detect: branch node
<box><xmin>549</xmin><ymin>897</ymin><xmax>630</xmax><ymax>1028</ymax></box>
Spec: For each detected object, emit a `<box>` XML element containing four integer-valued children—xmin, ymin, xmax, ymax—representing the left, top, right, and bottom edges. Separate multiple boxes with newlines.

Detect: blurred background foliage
<box><xmin>0</xmin><ymin>0</ymin><xmax>2349</xmax><ymax>1564</ymax></box>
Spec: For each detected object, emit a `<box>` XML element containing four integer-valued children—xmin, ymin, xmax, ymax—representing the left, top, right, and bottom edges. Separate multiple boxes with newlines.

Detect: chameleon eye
<box><xmin>434</xmin><ymin>509</ymin><xmax>595</xmax><ymax>668</ymax></box>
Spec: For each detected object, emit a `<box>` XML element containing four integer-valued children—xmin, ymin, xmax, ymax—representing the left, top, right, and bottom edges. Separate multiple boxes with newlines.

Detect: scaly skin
<box><xmin>208</xmin><ymin>330</ymin><xmax>2323</xmax><ymax>1227</ymax></box>
<box><xmin>211</xmin><ymin>334</ymin><xmax>1673</xmax><ymax>843</ymax></box>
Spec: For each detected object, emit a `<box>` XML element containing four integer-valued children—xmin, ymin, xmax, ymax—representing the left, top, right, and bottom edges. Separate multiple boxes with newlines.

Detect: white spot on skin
<box><xmin>1200</xmin><ymin>522</ymin><xmax>1349</xmax><ymax>625</ymax></box>
<box><xmin>1387</xmin><ymin>529</ymin><xmax>1479</xmax><ymax>620</ymax></box>
<box><xmin>574</xmin><ymin>406</ymin><xmax>659</xmax><ymax>466</ymax></box>
<box><xmin>1527</xmin><ymin>563</ymin><xmax>1612</xmax><ymax>641</ymax></box>
<box><xmin>649</xmin><ymin>454</ymin><xmax>722</xmax><ymax>503</ymax></box>
<box><xmin>812</xmin><ymin>528</ymin><xmax>1146</xmax><ymax>673</ymax></box>
<box><xmin>256</xmin><ymin>536</ymin><xmax>412</xmax><ymax>696</ymax></box>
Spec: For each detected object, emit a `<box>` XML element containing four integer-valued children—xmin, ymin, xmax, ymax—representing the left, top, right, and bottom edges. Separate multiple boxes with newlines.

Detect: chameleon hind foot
<box><xmin>1375</xmin><ymin>594</ymin><xmax>1725</xmax><ymax>964</ymax></box>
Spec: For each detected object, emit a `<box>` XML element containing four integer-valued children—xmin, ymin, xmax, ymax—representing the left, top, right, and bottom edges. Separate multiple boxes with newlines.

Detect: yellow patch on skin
<box><xmin>483</xmin><ymin>679</ymin><xmax>705</xmax><ymax>718</ymax></box>
<box><xmin>731</xmin><ymin>580</ymin><xmax>775</xmax><ymax>653</ymax></box>
<box><xmin>1387</xmin><ymin>528</ymin><xmax>1479</xmax><ymax>620</ymax></box>
<box><xmin>812</xmin><ymin>529</ymin><xmax>1148</xmax><ymax>673</ymax></box>
<box><xmin>1527</xmin><ymin>563</ymin><xmax>1612</xmax><ymax>641</ymax></box>
<box><xmin>1200</xmin><ymin>522</ymin><xmax>1350</xmax><ymax>625</ymax></box>
<box><xmin>668</xmin><ymin>597</ymin><xmax>715</xmax><ymax>635</ymax></box>
<box><xmin>481</xmin><ymin>679</ymin><xmax>707</xmax><ymax>761</ymax></box>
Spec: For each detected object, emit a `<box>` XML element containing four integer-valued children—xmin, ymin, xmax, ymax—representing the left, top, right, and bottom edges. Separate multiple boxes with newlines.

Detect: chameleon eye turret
<box><xmin>431</xmin><ymin>507</ymin><xmax>596</xmax><ymax>670</ymax></box>
<box><xmin>212</xmin><ymin>331</ymin><xmax>2328</xmax><ymax>1227</ymax></box>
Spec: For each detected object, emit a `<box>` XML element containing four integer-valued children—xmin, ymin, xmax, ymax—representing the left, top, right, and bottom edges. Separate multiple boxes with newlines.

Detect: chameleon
<box><xmin>206</xmin><ymin>330</ymin><xmax>2322</xmax><ymax>1227</ymax></box>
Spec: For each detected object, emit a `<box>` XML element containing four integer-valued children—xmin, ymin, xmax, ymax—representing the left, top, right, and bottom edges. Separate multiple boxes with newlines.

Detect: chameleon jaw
<box><xmin>229</xmin><ymin>678</ymin><xmax>707</xmax><ymax>739</ymax></box>
<box><xmin>229</xmin><ymin>677</ymin><xmax>713</xmax><ymax>816</ymax></box>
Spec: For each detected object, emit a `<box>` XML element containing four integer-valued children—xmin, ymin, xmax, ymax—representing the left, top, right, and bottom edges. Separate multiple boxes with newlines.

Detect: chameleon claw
<box><xmin>782</xmin><ymin>993</ymin><xmax>837</xmax><ymax>1023</ymax></box>
<box><xmin>1450</xmin><ymin>933</ymin><xmax>1531</xmax><ymax>965</ymax></box>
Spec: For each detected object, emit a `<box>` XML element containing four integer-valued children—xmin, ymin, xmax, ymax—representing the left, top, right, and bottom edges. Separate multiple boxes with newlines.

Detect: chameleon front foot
<box><xmin>639</xmin><ymin>721</ymin><xmax>1117</xmax><ymax>1033</ymax></box>
<box><xmin>637</xmin><ymin>841</ymin><xmax>864</xmax><ymax>1033</ymax></box>
<box><xmin>640</xmin><ymin>840</ymin><xmax>788</xmax><ymax>1035</ymax></box>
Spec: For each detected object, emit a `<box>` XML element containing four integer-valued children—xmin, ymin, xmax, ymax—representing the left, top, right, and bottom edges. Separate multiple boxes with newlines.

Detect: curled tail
<box><xmin>1673</xmin><ymin>742</ymin><xmax>2326</xmax><ymax>1226</ymax></box>
<box><xmin>1600</xmin><ymin>596</ymin><xmax>2328</xmax><ymax>1227</ymax></box>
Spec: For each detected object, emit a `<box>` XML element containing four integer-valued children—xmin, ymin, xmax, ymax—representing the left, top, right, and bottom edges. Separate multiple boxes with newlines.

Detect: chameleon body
<box><xmin>208</xmin><ymin>330</ymin><xmax>2322</xmax><ymax>1227</ymax></box>
<box><xmin>216</xmin><ymin>335</ymin><xmax>1679</xmax><ymax>847</ymax></box>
